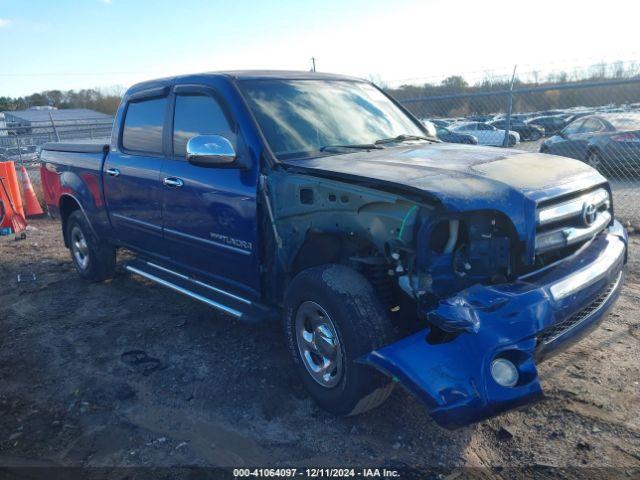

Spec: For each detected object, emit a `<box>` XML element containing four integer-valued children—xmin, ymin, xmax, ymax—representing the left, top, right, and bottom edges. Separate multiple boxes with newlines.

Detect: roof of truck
<box><xmin>222</xmin><ymin>70</ymin><xmax>364</xmax><ymax>81</ymax></box>
<box><xmin>126</xmin><ymin>70</ymin><xmax>365</xmax><ymax>94</ymax></box>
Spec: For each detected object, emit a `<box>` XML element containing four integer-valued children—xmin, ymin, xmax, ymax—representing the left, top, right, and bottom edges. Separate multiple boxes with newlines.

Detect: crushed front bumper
<box><xmin>362</xmin><ymin>220</ymin><xmax>627</xmax><ymax>429</ymax></box>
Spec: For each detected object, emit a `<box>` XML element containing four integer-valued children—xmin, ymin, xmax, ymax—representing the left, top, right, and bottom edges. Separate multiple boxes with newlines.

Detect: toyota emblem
<box><xmin>582</xmin><ymin>203</ymin><xmax>597</xmax><ymax>226</ymax></box>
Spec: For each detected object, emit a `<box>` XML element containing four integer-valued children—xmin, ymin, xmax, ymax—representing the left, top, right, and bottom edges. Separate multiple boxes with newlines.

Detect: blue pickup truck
<box><xmin>40</xmin><ymin>71</ymin><xmax>627</xmax><ymax>429</ymax></box>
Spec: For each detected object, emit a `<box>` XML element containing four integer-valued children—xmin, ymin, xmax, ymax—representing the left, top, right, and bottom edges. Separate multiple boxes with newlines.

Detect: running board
<box><xmin>125</xmin><ymin>261</ymin><xmax>276</xmax><ymax>323</ymax></box>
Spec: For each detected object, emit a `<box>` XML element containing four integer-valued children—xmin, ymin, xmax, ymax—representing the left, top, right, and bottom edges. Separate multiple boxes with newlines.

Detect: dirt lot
<box><xmin>1</xmin><ymin>218</ymin><xmax>639</xmax><ymax>477</ymax></box>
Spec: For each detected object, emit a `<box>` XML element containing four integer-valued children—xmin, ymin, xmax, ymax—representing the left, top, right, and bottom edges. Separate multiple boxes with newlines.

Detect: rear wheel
<box><xmin>586</xmin><ymin>150</ymin><xmax>602</xmax><ymax>169</ymax></box>
<box><xmin>66</xmin><ymin>210</ymin><xmax>116</xmax><ymax>282</ymax></box>
<box><xmin>284</xmin><ymin>265</ymin><xmax>395</xmax><ymax>416</ymax></box>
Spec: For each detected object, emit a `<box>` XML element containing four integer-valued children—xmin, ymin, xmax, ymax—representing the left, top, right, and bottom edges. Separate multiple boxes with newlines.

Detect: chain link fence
<box><xmin>0</xmin><ymin>117</ymin><xmax>113</xmax><ymax>206</ymax></box>
<box><xmin>395</xmin><ymin>76</ymin><xmax>640</xmax><ymax>226</ymax></box>
<box><xmin>0</xmin><ymin>119</ymin><xmax>112</xmax><ymax>164</ymax></box>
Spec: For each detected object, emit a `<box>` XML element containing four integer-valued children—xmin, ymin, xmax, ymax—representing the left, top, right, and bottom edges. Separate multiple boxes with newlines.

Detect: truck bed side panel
<box><xmin>40</xmin><ymin>146</ymin><xmax>113</xmax><ymax>239</ymax></box>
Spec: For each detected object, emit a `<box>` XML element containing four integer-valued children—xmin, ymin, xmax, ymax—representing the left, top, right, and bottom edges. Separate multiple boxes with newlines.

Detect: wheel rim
<box><xmin>295</xmin><ymin>301</ymin><xmax>343</xmax><ymax>388</ymax></box>
<box><xmin>71</xmin><ymin>226</ymin><xmax>90</xmax><ymax>270</ymax></box>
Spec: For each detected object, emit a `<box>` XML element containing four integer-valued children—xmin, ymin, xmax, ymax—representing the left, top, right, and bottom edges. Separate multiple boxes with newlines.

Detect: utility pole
<box><xmin>310</xmin><ymin>57</ymin><xmax>316</xmax><ymax>73</ymax></box>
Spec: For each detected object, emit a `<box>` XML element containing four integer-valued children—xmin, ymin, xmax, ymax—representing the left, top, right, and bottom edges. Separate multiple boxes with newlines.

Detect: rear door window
<box><xmin>122</xmin><ymin>97</ymin><xmax>167</xmax><ymax>154</ymax></box>
<box><xmin>579</xmin><ymin>118</ymin><xmax>605</xmax><ymax>133</ymax></box>
<box><xmin>562</xmin><ymin>119</ymin><xmax>583</xmax><ymax>135</ymax></box>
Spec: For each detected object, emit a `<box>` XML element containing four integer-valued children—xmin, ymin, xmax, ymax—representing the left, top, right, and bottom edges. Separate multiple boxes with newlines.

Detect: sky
<box><xmin>1</xmin><ymin>0</ymin><xmax>639</xmax><ymax>97</ymax></box>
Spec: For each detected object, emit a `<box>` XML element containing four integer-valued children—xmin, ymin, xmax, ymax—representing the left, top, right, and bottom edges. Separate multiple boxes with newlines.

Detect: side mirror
<box><xmin>186</xmin><ymin>135</ymin><xmax>236</xmax><ymax>166</ymax></box>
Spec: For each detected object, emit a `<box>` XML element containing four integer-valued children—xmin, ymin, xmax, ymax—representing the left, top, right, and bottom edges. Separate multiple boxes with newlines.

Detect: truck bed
<box><xmin>40</xmin><ymin>140</ymin><xmax>111</xmax><ymax>231</ymax></box>
<box><xmin>41</xmin><ymin>139</ymin><xmax>110</xmax><ymax>154</ymax></box>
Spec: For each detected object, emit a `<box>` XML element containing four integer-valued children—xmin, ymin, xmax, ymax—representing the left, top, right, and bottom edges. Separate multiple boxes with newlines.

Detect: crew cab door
<box><xmin>160</xmin><ymin>84</ymin><xmax>260</xmax><ymax>297</ymax></box>
<box><xmin>104</xmin><ymin>89</ymin><xmax>169</xmax><ymax>256</ymax></box>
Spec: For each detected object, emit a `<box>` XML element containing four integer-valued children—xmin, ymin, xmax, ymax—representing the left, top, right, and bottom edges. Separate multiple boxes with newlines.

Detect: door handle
<box><xmin>163</xmin><ymin>177</ymin><xmax>184</xmax><ymax>187</ymax></box>
<box><xmin>106</xmin><ymin>168</ymin><xmax>120</xmax><ymax>177</ymax></box>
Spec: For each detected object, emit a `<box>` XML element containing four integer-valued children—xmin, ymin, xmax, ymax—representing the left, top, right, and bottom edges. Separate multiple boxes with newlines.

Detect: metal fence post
<box><xmin>48</xmin><ymin>111</ymin><xmax>60</xmax><ymax>142</ymax></box>
<box><xmin>502</xmin><ymin>65</ymin><xmax>517</xmax><ymax>147</ymax></box>
<box><xmin>15</xmin><ymin>133</ymin><xmax>24</xmax><ymax>165</ymax></box>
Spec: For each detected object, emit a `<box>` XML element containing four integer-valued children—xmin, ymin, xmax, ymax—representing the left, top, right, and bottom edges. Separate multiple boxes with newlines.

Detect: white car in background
<box><xmin>449</xmin><ymin>121</ymin><xmax>520</xmax><ymax>147</ymax></box>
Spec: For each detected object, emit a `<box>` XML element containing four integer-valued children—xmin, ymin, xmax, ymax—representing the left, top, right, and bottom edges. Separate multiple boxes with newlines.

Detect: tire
<box><xmin>586</xmin><ymin>150</ymin><xmax>599</xmax><ymax>166</ymax></box>
<box><xmin>66</xmin><ymin>210</ymin><xmax>116</xmax><ymax>282</ymax></box>
<box><xmin>586</xmin><ymin>150</ymin><xmax>608</xmax><ymax>176</ymax></box>
<box><xmin>508</xmin><ymin>134</ymin><xmax>517</xmax><ymax>147</ymax></box>
<box><xmin>529</xmin><ymin>130</ymin><xmax>542</xmax><ymax>141</ymax></box>
<box><xmin>284</xmin><ymin>264</ymin><xmax>395</xmax><ymax>416</ymax></box>
<box><xmin>585</xmin><ymin>149</ymin><xmax>624</xmax><ymax>178</ymax></box>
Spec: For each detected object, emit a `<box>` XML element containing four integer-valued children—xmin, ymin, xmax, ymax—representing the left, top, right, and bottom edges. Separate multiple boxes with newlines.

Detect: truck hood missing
<box><xmin>282</xmin><ymin>142</ymin><xmax>606</xmax><ymax>212</ymax></box>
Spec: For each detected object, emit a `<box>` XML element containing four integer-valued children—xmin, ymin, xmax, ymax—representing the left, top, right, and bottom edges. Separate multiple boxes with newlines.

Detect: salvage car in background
<box><xmin>490</xmin><ymin>119</ymin><xmax>544</xmax><ymax>141</ymax></box>
<box><xmin>436</xmin><ymin>126</ymin><xmax>478</xmax><ymax>144</ymax></box>
<box><xmin>449</xmin><ymin>121</ymin><xmax>520</xmax><ymax>146</ymax></box>
<box><xmin>40</xmin><ymin>71</ymin><xmax>627</xmax><ymax>429</ymax></box>
<box><xmin>423</xmin><ymin>120</ymin><xmax>477</xmax><ymax>145</ymax></box>
<box><xmin>423</xmin><ymin>118</ymin><xmax>450</xmax><ymax>128</ymax></box>
<box><xmin>540</xmin><ymin>113</ymin><xmax>640</xmax><ymax>176</ymax></box>
<box><xmin>526</xmin><ymin>115</ymin><xmax>568</xmax><ymax>136</ymax></box>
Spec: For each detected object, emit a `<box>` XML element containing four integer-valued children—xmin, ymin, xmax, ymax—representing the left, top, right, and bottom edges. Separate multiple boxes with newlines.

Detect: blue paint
<box><xmin>40</xmin><ymin>71</ymin><xmax>629</xmax><ymax>427</ymax></box>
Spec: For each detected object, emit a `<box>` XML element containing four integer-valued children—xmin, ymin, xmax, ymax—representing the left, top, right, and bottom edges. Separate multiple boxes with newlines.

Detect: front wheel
<box><xmin>284</xmin><ymin>265</ymin><xmax>395</xmax><ymax>416</ymax></box>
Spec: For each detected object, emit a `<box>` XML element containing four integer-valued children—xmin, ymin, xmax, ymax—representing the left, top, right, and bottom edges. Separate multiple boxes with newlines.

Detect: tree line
<box><xmin>386</xmin><ymin>62</ymin><xmax>640</xmax><ymax>118</ymax></box>
<box><xmin>0</xmin><ymin>87</ymin><xmax>124</xmax><ymax>115</ymax></box>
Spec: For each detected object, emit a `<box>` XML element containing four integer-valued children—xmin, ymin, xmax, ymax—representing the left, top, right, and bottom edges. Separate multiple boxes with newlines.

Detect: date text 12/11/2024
<box><xmin>233</xmin><ymin>468</ymin><xmax>401</xmax><ymax>478</ymax></box>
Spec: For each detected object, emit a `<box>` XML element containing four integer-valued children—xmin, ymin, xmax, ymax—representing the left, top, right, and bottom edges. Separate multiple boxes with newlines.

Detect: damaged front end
<box><xmin>362</xmin><ymin>214</ymin><xmax>627</xmax><ymax>429</ymax></box>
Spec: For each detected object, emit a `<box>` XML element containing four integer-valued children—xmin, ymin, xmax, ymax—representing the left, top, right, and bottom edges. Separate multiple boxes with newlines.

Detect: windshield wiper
<box><xmin>374</xmin><ymin>134</ymin><xmax>435</xmax><ymax>145</ymax></box>
<box><xmin>320</xmin><ymin>143</ymin><xmax>382</xmax><ymax>152</ymax></box>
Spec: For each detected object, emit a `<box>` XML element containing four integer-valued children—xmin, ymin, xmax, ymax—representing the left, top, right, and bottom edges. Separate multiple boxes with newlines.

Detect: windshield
<box><xmin>239</xmin><ymin>79</ymin><xmax>426</xmax><ymax>160</ymax></box>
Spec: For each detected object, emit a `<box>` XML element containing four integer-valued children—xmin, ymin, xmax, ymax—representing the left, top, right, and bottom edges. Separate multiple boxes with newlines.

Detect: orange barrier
<box><xmin>0</xmin><ymin>161</ymin><xmax>25</xmax><ymax>229</ymax></box>
<box><xmin>19</xmin><ymin>165</ymin><xmax>44</xmax><ymax>216</ymax></box>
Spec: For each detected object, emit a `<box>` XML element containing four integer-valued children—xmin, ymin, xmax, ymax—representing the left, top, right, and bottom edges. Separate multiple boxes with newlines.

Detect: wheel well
<box><xmin>290</xmin><ymin>231</ymin><xmax>381</xmax><ymax>277</ymax></box>
<box><xmin>59</xmin><ymin>195</ymin><xmax>81</xmax><ymax>248</ymax></box>
<box><xmin>289</xmin><ymin>231</ymin><xmax>396</xmax><ymax>308</ymax></box>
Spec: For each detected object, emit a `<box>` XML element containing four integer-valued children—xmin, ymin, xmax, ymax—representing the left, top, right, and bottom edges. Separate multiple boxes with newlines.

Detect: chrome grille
<box><xmin>537</xmin><ymin>271</ymin><xmax>622</xmax><ymax>345</ymax></box>
<box><xmin>535</xmin><ymin>187</ymin><xmax>611</xmax><ymax>255</ymax></box>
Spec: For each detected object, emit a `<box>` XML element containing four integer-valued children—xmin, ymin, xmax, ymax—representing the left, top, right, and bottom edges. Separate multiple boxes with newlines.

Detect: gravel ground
<box><xmin>0</xmin><ymin>218</ymin><xmax>639</xmax><ymax>478</ymax></box>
